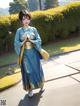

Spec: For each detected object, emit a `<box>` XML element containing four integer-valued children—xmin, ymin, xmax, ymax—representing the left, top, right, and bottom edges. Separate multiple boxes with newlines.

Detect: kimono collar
<box><xmin>22</xmin><ymin>26</ymin><xmax>30</xmax><ymax>31</ymax></box>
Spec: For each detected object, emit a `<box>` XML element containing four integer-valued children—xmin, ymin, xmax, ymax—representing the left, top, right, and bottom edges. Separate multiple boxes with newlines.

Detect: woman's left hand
<box><xmin>29</xmin><ymin>39</ymin><xmax>34</xmax><ymax>43</ymax></box>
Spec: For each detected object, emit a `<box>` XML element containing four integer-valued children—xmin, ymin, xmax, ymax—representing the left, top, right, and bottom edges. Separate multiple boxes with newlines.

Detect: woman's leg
<box><xmin>28</xmin><ymin>81</ymin><xmax>34</xmax><ymax>97</ymax></box>
<box><xmin>28</xmin><ymin>88</ymin><xmax>33</xmax><ymax>97</ymax></box>
<box><xmin>40</xmin><ymin>85</ymin><xmax>45</xmax><ymax>93</ymax></box>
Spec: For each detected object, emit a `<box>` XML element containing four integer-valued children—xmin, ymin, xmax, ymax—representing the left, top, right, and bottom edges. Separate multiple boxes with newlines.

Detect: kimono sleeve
<box><xmin>14</xmin><ymin>29</ymin><xmax>24</xmax><ymax>56</ymax></box>
<box><xmin>30</xmin><ymin>27</ymin><xmax>42</xmax><ymax>52</ymax></box>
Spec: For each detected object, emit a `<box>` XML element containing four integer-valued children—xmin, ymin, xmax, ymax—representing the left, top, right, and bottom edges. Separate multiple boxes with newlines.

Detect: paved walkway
<box><xmin>0</xmin><ymin>50</ymin><xmax>80</xmax><ymax>106</ymax></box>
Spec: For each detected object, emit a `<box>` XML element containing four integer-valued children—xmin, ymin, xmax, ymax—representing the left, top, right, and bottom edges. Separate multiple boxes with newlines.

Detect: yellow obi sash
<box><xmin>18</xmin><ymin>42</ymin><xmax>34</xmax><ymax>65</ymax></box>
<box><xmin>18</xmin><ymin>42</ymin><xmax>50</xmax><ymax>65</ymax></box>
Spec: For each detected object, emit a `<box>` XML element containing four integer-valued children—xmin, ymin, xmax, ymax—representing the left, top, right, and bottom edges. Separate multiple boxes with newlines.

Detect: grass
<box><xmin>0</xmin><ymin>53</ymin><xmax>17</xmax><ymax>66</ymax></box>
<box><xmin>0</xmin><ymin>67</ymin><xmax>10</xmax><ymax>78</ymax></box>
<box><xmin>43</xmin><ymin>36</ymin><xmax>80</xmax><ymax>56</ymax></box>
<box><xmin>0</xmin><ymin>65</ymin><xmax>20</xmax><ymax>78</ymax></box>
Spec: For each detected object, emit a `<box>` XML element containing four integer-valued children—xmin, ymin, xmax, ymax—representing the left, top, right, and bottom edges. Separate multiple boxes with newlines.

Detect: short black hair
<box><xmin>19</xmin><ymin>10</ymin><xmax>31</xmax><ymax>21</ymax></box>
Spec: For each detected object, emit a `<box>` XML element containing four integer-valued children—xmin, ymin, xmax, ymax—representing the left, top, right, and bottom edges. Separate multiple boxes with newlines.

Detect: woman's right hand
<box><xmin>22</xmin><ymin>36</ymin><xmax>31</xmax><ymax>46</ymax></box>
<box><xmin>22</xmin><ymin>38</ymin><xmax>27</xmax><ymax>46</ymax></box>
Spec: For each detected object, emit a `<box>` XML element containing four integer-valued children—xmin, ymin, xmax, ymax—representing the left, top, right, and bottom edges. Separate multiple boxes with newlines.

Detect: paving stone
<box><xmin>45</xmin><ymin>77</ymin><xmax>79</xmax><ymax>89</ymax></box>
<box><xmin>1</xmin><ymin>78</ymin><xmax>79</xmax><ymax>106</ymax></box>
<box><xmin>38</xmin><ymin>83</ymin><xmax>80</xmax><ymax>106</ymax></box>
<box><xmin>71</xmin><ymin>73</ymin><xmax>80</xmax><ymax>82</ymax></box>
<box><xmin>42</xmin><ymin>60</ymin><xmax>59</xmax><ymax>67</ymax></box>
<box><xmin>67</xmin><ymin>61</ymin><xmax>80</xmax><ymax>71</ymax></box>
<box><xmin>43</xmin><ymin>64</ymin><xmax>78</xmax><ymax>81</ymax></box>
<box><xmin>54</xmin><ymin>51</ymin><xmax>80</xmax><ymax>64</ymax></box>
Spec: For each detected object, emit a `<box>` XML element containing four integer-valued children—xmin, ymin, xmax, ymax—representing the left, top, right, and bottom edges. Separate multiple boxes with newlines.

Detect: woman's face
<box><xmin>22</xmin><ymin>16</ymin><xmax>30</xmax><ymax>26</ymax></box>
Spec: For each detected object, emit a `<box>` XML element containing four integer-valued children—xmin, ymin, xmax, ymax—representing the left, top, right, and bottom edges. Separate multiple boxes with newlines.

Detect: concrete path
<box><xmin>0</xmin><ymin>50</ymin><xmax>80</xmax><ymax>106</ymax></box>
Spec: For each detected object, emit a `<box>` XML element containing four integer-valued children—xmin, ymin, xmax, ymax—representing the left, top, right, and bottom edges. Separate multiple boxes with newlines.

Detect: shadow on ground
<box><xmin>18</xmin><ymin>92</ymin><xmax>43</xmax><ymax>106</ymax></box>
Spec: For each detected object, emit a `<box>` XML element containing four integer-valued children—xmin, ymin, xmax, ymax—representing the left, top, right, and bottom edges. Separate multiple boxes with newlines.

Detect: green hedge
<box><xmin>31</xmin><ymin>2</ymin><xmax>80</xmax><ymax>43</ymax></box>
<box><xmin>0</xmin><ymin>15</ymin><xmax>19</xmax><ymax>53</ymax></box>
<box><xmin>0</xmin><ymin>2</ymin><xmax>80</xmax><ymax>53</ymax></box>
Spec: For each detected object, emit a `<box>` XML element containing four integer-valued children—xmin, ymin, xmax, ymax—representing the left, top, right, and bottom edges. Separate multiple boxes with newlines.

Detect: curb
<box><xmin>50</xmin><ymin>49</ymin><xmax>80</xmax><ymax>58</ymax></box>
<box><xmin>0</xmin><ymin>79</ymin><xmax>21</xmax><ymax>92</ymax></box>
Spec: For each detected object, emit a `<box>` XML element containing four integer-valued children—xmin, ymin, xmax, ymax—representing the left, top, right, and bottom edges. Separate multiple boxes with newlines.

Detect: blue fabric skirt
<box><xmin>21</xmin><ymin>48</ymin><xmax>44</xmax><ymax>91</ymax></box>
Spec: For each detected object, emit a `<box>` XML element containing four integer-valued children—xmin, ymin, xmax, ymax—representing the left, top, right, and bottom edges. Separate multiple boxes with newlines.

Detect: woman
<box><xmin>14</xmin><ymin>10</ymin><xmax>44</xmax><ymax>97</ymax></box>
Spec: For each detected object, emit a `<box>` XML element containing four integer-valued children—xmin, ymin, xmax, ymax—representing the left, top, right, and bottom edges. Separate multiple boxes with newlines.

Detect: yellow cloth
<box><xmin>18</xmin><ymin>45</ymin><xmax>25</xmax><ymax>65</ymax></box>
<box><xmin>18</xmin><ymin>42</ymin><xmax>34</xmax><ymax>65</ymax></box>
<box><xmin>39</xmin><ymin>49</ymin><xmax>50</xmax><ymax>60</ymax></box>
<box><xmin>18</xmin><ymin>45</ymin><xmax>50</xmax><ymax>65</ymax></box>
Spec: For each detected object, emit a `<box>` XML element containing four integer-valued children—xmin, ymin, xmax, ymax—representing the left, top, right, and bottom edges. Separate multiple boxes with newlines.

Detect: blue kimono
<box><xmin>14</xmin><ymin>26</ymin><xmax>44</xmax><ymax>91</ymax></box>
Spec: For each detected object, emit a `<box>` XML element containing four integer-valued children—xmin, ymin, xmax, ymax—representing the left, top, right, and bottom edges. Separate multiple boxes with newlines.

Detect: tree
<box><xmin>38</xmin><ymin>0</ymin><xmax>42</xmax><ymax>10</ymax></box>
<box><xmin>9</xmin><ymin>0</ymin><xmax>28</xmax><ymax>14</ymax></box>
<box><xmin>27</xmin><ymin>0</ymin><xmax>39</xmax><ymax>11</ymax></box>
<box><xmin>45</xmin><ymin>0</ymin><xmax>59</xmax><ymax>9</ymax></box>
<box><xmin>53</xmin><ymin>0</ymin><xmax>59</xmax><ymax>7</ymax></box>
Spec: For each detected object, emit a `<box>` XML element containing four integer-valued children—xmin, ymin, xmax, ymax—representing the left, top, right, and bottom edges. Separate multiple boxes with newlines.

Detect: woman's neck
<box><xmin>23</xmin><ymin>24</ymin><xmax>29</xmax><ymax>28</ymax></box>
